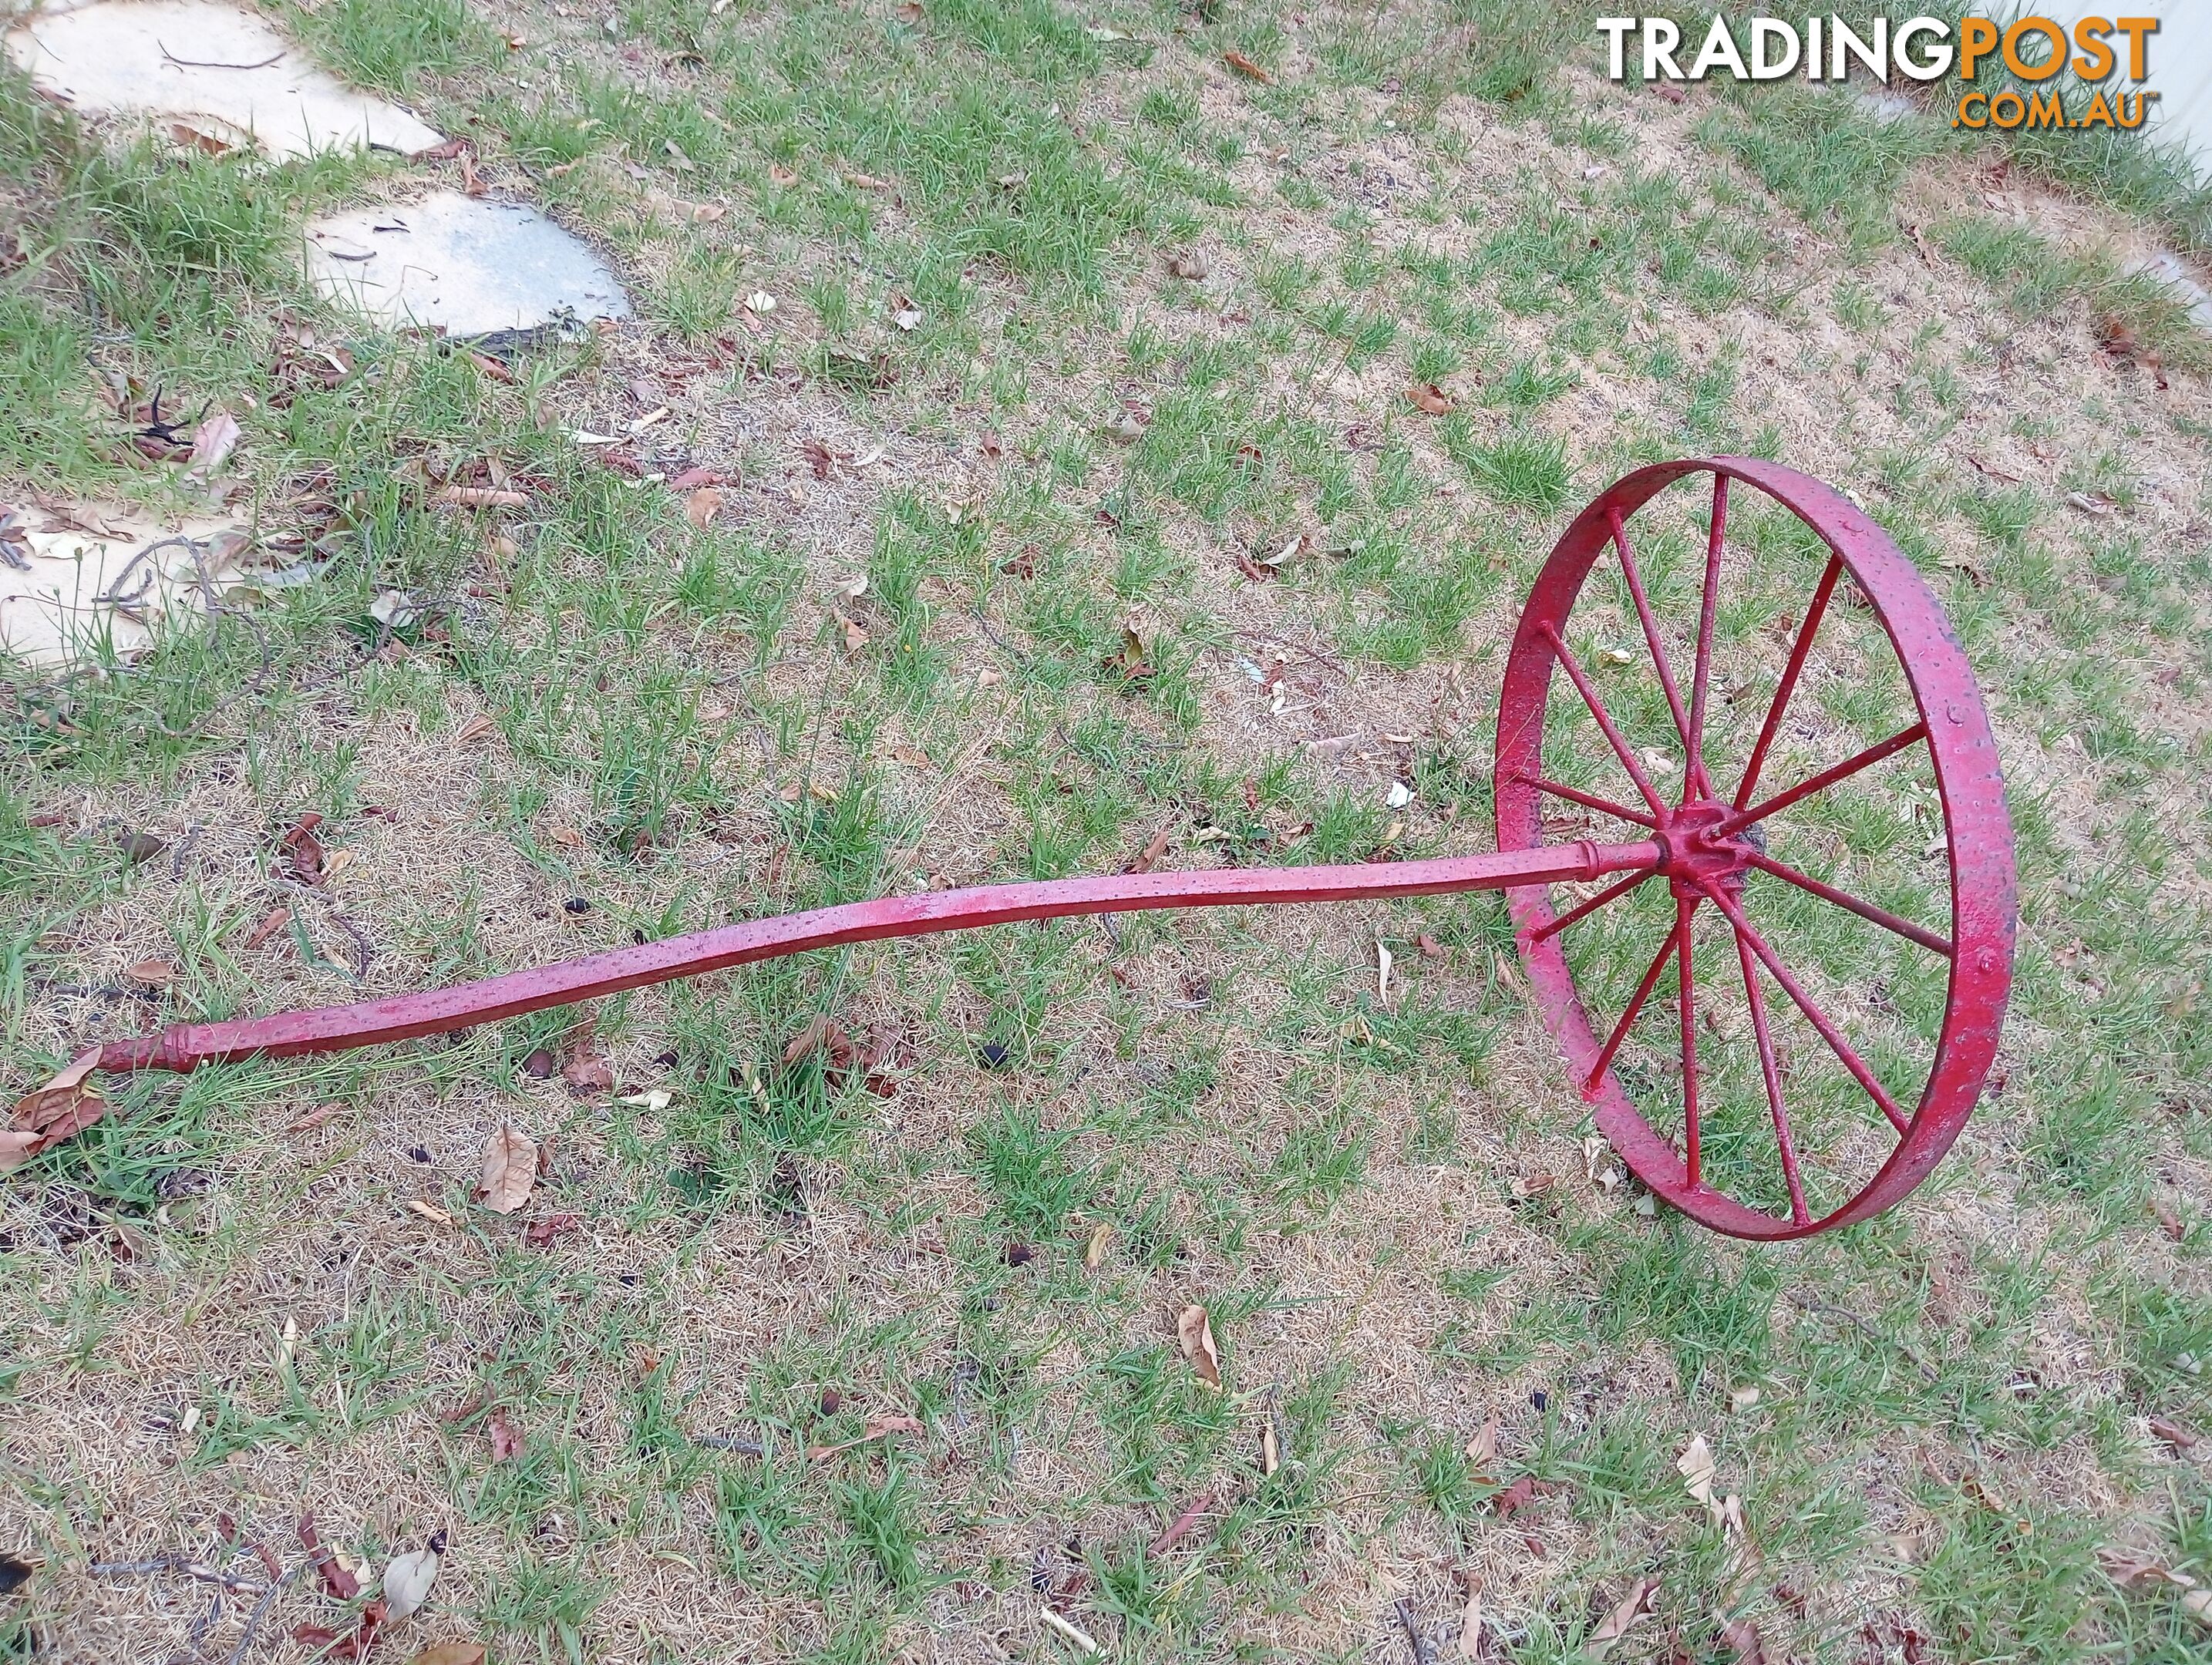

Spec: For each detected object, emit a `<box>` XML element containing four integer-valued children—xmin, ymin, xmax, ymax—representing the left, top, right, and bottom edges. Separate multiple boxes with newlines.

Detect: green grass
<box><xmin>2</xmin><ymin>2</ymin><xmax>2210</xmax><ymax>1660</ymax></box>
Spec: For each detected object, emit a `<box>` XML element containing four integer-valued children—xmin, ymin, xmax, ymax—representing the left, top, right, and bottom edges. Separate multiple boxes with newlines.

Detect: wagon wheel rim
<box><xmin>1493</xmin><ymin>457</ymin><xmax>2016</xmax><ymax>1240</ymax></box>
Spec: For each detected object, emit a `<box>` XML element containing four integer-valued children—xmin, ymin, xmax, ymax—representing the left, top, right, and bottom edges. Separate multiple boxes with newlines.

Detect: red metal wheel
<box><xmin>1494</xmin><ymin>458</ymin><xmax>2015</xmax><ymax>1240</ymax></box>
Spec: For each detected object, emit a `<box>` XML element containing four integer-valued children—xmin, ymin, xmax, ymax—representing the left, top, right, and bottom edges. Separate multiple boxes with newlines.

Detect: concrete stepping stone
<box><xmin>1</xmin><ymin>512</ymin><xmax>250</xmax><ymax>668</ymax></box>
<box><xmin>305</xmin><ymin>192</ymin><xmax>631</xmax><ymax>337</ymax></box>
<box><xmin>5</xmin><ymin>0</ymin><xmax>441</xmax><ymax>160</ymax></box>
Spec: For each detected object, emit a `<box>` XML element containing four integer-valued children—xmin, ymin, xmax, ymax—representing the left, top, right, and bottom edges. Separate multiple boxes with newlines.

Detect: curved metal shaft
<box><xmin>97</xmin><ymin>840</ymin><xmax>1664</xmax><ymax>1075</ymax></box>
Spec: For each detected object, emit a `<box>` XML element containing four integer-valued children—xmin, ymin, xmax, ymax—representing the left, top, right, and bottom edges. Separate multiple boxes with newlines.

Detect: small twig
<box><xmin>90</xmin><ymin>1557</ymin><xmax>264</xmax><ymax>1593</ymax></box>
<box><xmin>1393</xmin><ymin>1596</ymin><xmax>1433</xmax><ymax>1664</ymax></box>
<box><xmin>968</xmin><ymin>607</ymin><xmax>1031</xmax><ymax>668</ymax></box>
<box><xmin>160</xmin><ymin>44</ymin><xmax>284</xmax><ymax>69</ymax></box>
<box><xmin>1791</xmin><ymin>1292</ymin><xmax>1938</xmax><ymax>1384</ymax></box>
<box><xmin>1038</xmin><ymin>1606</ymin><xmax>1100</xmax><ymax>1655</ymax></box>
<box><xmin>224</xmin><ymin>1563</ymin><xmax>296</xmax><ymax>1665</ymax></box>
<box><xmin>1146</xmin><ymin>1488</ymin><xmax>1216</xmax><ymax>1557</ymax></box>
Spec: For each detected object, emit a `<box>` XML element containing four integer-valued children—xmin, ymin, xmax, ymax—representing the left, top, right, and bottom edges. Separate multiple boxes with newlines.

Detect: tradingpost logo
<box><xmin>1597</xmin><ymin>15</ymin><xmax>2164</xmax><ymax>133</ymax></box>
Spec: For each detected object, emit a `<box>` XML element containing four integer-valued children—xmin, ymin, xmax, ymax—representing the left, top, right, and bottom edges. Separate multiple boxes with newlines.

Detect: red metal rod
<box><xmin>1605</xmin><ymin>506</ymin><xmax>1693</xmax><ymax>756</ymax></box>
<box><xmin>97</xmin><ymin>842</ymin><xmax>1664</xmax><ymax>1075</ymax></box>
<box><xmin>1676</xmin><ymin>892</ymin><xmax>1702</xmax><ymax>1187</ymax></box>
<box><xmin>1695</xmin><ymin>880</ymin><xmax>1911</xmax><ymax>1135</ymax></box>
<box><xmin>1735</xmin><ymin>553</ymin><xmax>1843</xmax><ymax>810</ymax></box>
<box><xmin>1520</xmin><ymin>774</ymin><xmax>1658</xmax><ymax>831</ymax></box>
<box><xmin>1582</xmin><ymin>917</ymin><xmax>1685</xmax><ymax>1095</ymax></box>
<box><xmin>1528</xmin><ymin>868</ymin><xmax>1653</xmax><ymax>944</ymax></box>
<box><xmin>1537</xmin><ymin>623</ymin><xmax>1671</xmax><ymax>818</ymax></box>
<box><xmin>1686</xmin><ymin>474</ymin><xmax>1729</xmax><ymax>799</ymax></box>
<box><xmin>1746</xmin><ymin>851</ymin><xmax>1952</xmax><ymax>957</ymax></box>
<box><xmin>1736</xmin><ymin>931</ymin><xmax>1810</xmax><ymax>1226</ymax></box>
<box><xmin>1710</xmin><ymin>722</ymin><xmax>1927</xmax><ymax>841</ymax></box>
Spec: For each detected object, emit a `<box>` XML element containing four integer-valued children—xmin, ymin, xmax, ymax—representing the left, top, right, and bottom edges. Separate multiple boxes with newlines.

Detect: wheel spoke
<box><xmin>1584</xmin><ymin>918</ymin><xmax>1685</xmax><ymax>1095</ymax></box>
<box><xmin>1736</xmin><ymin>553</ymin><xmax>1843</xmax><ymax>809</ymax></box>
<box><xmin>1676</xmin><ymin>893</ymin><xmax>1702</xmax><ymax>1187</ymax></box>
<box><xmin>1686</xmin><ymin>473</ymin><xmax>1729</xmax><ymax>799</ymax></box>
<box><xmin>1736</xmin><ymin>930</ymin><xmax>1810</xmax><ymax>1226</ymax></box>
<box><xmin>1696</xmin><ymin>880</ymin><xmax>1912</xmax><ymax>1135</ymax></box>
<box><xmin>1529</xmin><ymin>868</ymin><xmax>1657</xmax><ymax>944</ymax></box>
<box><xmin>1606</xmin><ymin>506</ymin><xmax>1693</xmax><ymax>755</ymax></box>
<box><xmin>1711</xmin><ymin>722</ymin><xmax>1928</xmax><ymax>840</ymax></box>
<box><xmin>1539</xmin><ymin>623</ymin><xmax>1671</xmax><ymax>818</ymax></box>
<box><xmin>1746</xmin><ymin>851</ymin><xmax>1953</xmax><ymax>957</ymax></box>
<box><xmin>1520</xmin><ymin>774</ymin><xmax>1658</xmax><ymax>830</ymax></box>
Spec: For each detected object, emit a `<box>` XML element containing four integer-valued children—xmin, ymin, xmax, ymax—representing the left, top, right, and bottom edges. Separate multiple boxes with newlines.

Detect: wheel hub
<box><xmin>1660</xmin><ymin>799</ymin><xmax>1756</xmax><ymax>899</ymax></box>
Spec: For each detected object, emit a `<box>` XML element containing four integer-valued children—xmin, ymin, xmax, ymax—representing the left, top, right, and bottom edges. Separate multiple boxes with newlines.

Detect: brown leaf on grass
<box><xmin>167</xmin><ymin>117</ymin><xmax>236</xmax><ymax>156</ymax></box>
<box><xmin>1652</xmin><ymin>81</ymin><xmax>1688</xmax><ymax>103</ymax></box>
<box><xmin>1492</xmin><ymin>1474</ymin><xmax>1553</xmax><ymax>1520</ymax></box>
<box><xmin>278</xmin><ymin>812</ymin><xmax>326</xmax><ymax>883</ymax></box>
<box><xmin>1405</xmin><ymin>382</ymin><xmax>1455</xmax><ymax>415</ymax></box>
<box><xmin>1224</xmin><ymin>49</ymin><xmax>1274</xmax><ymax>83</ymax></box>
<box><xmin>2098</xmin><ymin>1546</ymin><xmax>2197</xmax><ymax>1589</ymax></box>
<box><xmin>669</xmin><ymin>466</ymin><xmax>724</xmax><ymax>491</ymax></box>
<box><xmin>458</xmin><ymin>147</ymin><xmax>485</xmax><ymax>197</ymax></box>
<box><xmin>187</xmin><ymin>409</ymin><xmax>241</xmax><ymax>478</ymax></box>
<box><xmin>1464</xmin><ymin>1416</ymin><xmax>1499</xmax><ymax>1480</ymax></box>
<box><xmin>1176</xmin><ymin>1304</ymin><xmax>1222</xmax><ymax>1389</ymax></box>
<box><xmin>800</xmin><ymin>437</ymin><xmax>850</xmax><ymax>479</ymax></box>
<box><xmin>685</xmin><ymin>486</ymin><xmax>723</xmax><ymax>529</ymax></box>
<box><xmin>4</xmin><ymin>1051</ymin><xmax>106</xmax><ymax>1174</ymax></box>
<box><xmin>2151</xmin><ymin>1414</ymin><xmax>2199</xmax><ymax>1451</ymax></box>
<box><xmin>1083</xmin><ymin>1221</ymin><xmax>1113</xmax><ymax>1268</ymax></box>
<box><xmin>476</xmin><ymin>1126</ymin><xmax>537</xmax><ymax>1215</ymax></box>
<box><xmin>2154</xmin><ymin>1199</ymin><xmax>2186</xmax><ymax>1241</ymax></box>
<box><xmin>888</xmin><ymin>291</ymin><xmax>923</xmax><ymax>331</ymax></box>
<box><xmin>408</xmin><ymin>1645</ymin><xmax>488</xmax><ymax>1665</ymax></box>
<box><xmin>1720</xmin><ymin>1618</ymin><xmax>1768</xmax><ymax>1663</ymax></box>
<box><xmin>2184</xmin><ymin>1588</ymin><xmax>2212</xmax><ymax>1626</ymax></box>
<box><xmin>298</xmin><ymin>1513</ymin><xmax>360</xmax><ymax>1599</ymax></box>
<box><xmin>416</xmin><ymin>137</ymin><xmax>470</xmax><ymax>160</ymax></box>
<box><xmin>561</xmin><ymin>1045</ymin><xmax>614</xmax><ymax>1095</ymax></box>
<box><xmin>524</xmin><ymin>1212</ymin><xmax>581</xmax><ymax>1249</ymax></box>
<box><xmin>833</xmin><ymin>610</ymin><xmax>870</xmax><ymax>654</ymax></box>
<box><xmin>1587</xmin><ymin>1578</ymin><xmax>1658</xmax><ymax>1657</ymax></box>
<box><xmin>247</xmin><ymin>901</ymin><xmax>295</xmax><ymax>947</ymax></box>
<box><xmin>1458</xmin><ymin>1586</ymin><xmax>1485</xmax><ymax>1659</ymax></box>
<box><xmin>487</xmin><ymin>1406</ymin><xmax>524</xmax><ymax>1461</ymax></box>
<box><xmin>1106</xmin><ymin>626</ymin><xmax>1154</xmax><ymax>681</ymax></box>
<box><xmin>436</xmin><ymin>486</ymin><xmax>530</xmax><ymax>508</ymax></box>
<box><xmin>806</xmin><ymin>1413</ymin><xmax>924</xmax><ymax>1461</ymax></box>
<box><xmin>123</xmin><ymin>960</ymin><xmax>177</xmax><ymax>987</ymax></box>
<box><xmin>1125</xmin><ymin>828</ymin><xmax>1171</xmax><ymax>873</ymax></box>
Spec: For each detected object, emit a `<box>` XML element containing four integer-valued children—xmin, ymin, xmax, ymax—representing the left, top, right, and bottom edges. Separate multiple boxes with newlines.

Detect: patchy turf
<box><xmin>3</xmin><ymin>2</ymin><xmax>2211</xmax><ymax>1662</ymax></box>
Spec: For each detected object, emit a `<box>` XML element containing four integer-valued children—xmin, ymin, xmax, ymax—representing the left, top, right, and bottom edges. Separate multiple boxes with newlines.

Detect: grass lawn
<box><xmin>3</xmin><ymin>2</ymin><xmax>2210</xmax><ymax>1660</ymax></box>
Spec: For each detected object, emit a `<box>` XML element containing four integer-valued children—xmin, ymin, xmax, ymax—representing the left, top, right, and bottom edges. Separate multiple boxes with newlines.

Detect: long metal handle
<box><xmin>97</xmin><ymin>840</ymin><xmax>1664</xmax><ymax>1075</ymax></box>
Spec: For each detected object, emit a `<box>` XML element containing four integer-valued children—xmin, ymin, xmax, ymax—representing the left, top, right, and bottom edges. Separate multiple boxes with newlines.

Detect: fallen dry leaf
<box><xmin>406</xmin><ymin>1199</ymin><xmax>453</xmax><ymax>1226</ymax></box>
<box><xmin>1491</xmin><ymin>1474</ymin><xmax>1549</xmax><ymax>1520</ymax></box>
<box><xmin>888</xmin><ymin>291</ymin><xmax>923</xmax><ymax>331</ymax></box>
<box><xmin>2184</xmin><ymin>1587</ymin><xmax>2212</xmax><ymax>1626</ymax></box>
<box><xmin>2151</xmin><ymin>1414</ymin><xmax>2199</xmax><ymax>1450</ymax></box>
<box><xmin>406</xmin><ymin>1645</ymin><xmax>487</xmax><ymax>1665</ymax></box>
<box><xmin>1177</xmin><ymin>1305</ymin><xmax>1222</xmax><ymax>1389</ymax></box>
<box><xmin>288</xmin><ymin>1103</ymin><xmax>342</xmax><ymax>1133</ymax></box>
<box><xmin>685</xmin><ymin>486</ymin><xmax>723</xmax><ymax>529</ymax></box>
<box><xmin>1587</xmin><ymin>1577</ymin><xmax>1658</xmax><ymax>1656</ymax></box>
<box><xmin>123</xmin><ymin>960</ymin><xmax>177</xmax><ymax>987</ymax></box>
<box><xmin>298</xmin><ymin>1514</ymin><xmax>359</xmax><ymax>1599</ymax></box>
<box><xmin>1405</xmin><ymin>382</ymin><xmax>1455</xmax><ymax>415</ymax></box>
<box><xmin>166</xmin><ymin>116</ymin><xmax>237</xmax><ymax>155</ymax></box>
<box><xmin>561</xmin><ymin>1044</ymin><xmax>614</xmax><ymax>1095</ymax></box>
<box><xmin>487</xmin><ymin>1406</ymin><xmax>524</xmax><ymax>1461</ymax></box>
<box><xmin>1083</xmin><ymin>1221</ymin><xmax>1113</xmax><ymax>1268</ymax></box>
<box><xmin>1677</xmin><ymin>1433</ymin><xmax>1717</xmax><ymax>1509</ymax></box>
<box><xmin>1721</xmin><ymin>1618</ymin><xmax>1768</xmax><ymax>1663</ymax></box>
<box><xmin>2098</xmin><ymin>1546</ymin><xmax>2197</xmax><ymax>1589</ymax></box>
<box><xmin>1126</xmin><ymin>828</ymin><xmax>1171</xmax><ymax>873</ymax></box>
<box><xmin>1224</xmin><ymin>48</ymin><xmax>1274</xmax><ymax>83</ymax></box>
<box><xmin>1458</xmin><ymin>1586</ymin><xmax>1484</xmax><ymax>1659</ymax></box>
<box><xmin>807</xmin><ymin>1413</ymin><xmax>925</xmax><ymax>1461</ymax></box>
<box><xmin>4</xmin><ymin>1050</ymin><xmax>106</xmax><ymax>1173</ymax></box>
<box><xmin>524</xmin><ymin>1212</ymin><xmax>581</xmax><ymax>1249</ymax></box>
<box><xmin>187</xmin><ymin>409</ymin><xmax>241</xmax><ymax>478</ymax></box>
<box><xmin>476</xmin><ymin>1126</ymin><xmax>537</xmax><ymax>1215</ymax></box>
<box><xmin>834</xmin><ymin>610</ymin><xmax>870</xmax><ymax>654</ymax></box>
<box><xmin>436</xmin><ymin>486</ymin><xmax>530</xmax><ymax>509</ymax></box>
<box><xmin>1464</xmin><ymin>1417</ymin><xmax>1499</xmax><ymax>1480</ymax></box>
<box><xmin>1106</xmin><ymin>625</ymin><xmax>1154</xmax><ymax>681</ymax></box>
<box><xmin>669</xmin><ymin>466</ymin><xmax>723</xmax><ymax>491</ymax></box>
